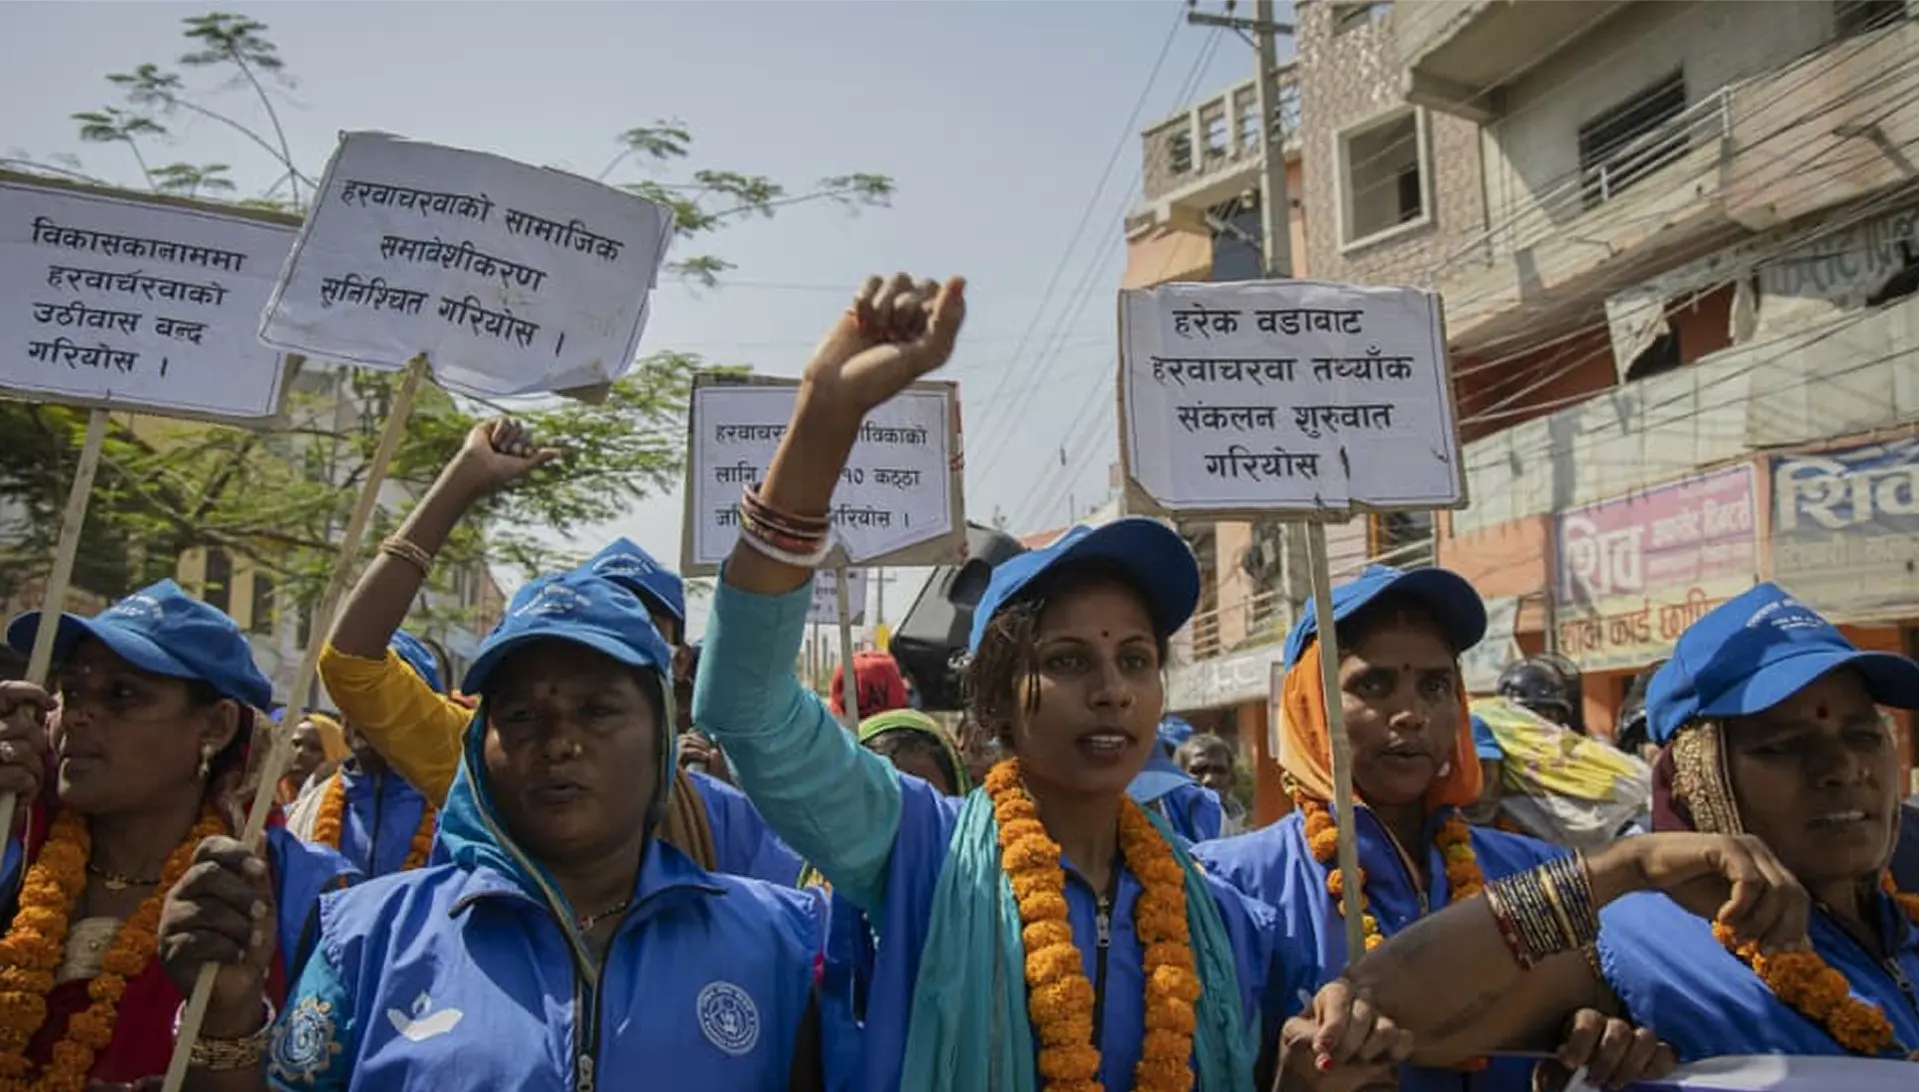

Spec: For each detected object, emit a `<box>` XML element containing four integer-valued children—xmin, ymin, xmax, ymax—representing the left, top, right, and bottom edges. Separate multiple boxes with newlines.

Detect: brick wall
<box><xmin>1295</xmin><ymin>0</ymin><xmax>1487</xmax><ymax>286</ymax></box>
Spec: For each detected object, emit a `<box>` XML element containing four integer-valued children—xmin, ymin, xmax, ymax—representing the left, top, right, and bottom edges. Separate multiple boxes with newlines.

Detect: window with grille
<box><xmin>1578</xmin><ymin>74</ymin><xmax>1688</xmax><ymax>210</ymax></box>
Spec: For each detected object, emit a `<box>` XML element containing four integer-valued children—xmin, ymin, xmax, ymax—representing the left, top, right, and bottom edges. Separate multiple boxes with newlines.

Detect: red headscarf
<box><xmin>830</xmin><ymin>651</ymin><xmax>909</xmax><ymax>720</ymax></box>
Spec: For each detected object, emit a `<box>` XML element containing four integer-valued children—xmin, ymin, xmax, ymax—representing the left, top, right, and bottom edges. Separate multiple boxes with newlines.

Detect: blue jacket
<box><xmin>1129</xmin><ymin>749</ymin><xmax>1225</xmax><ymax>844</ymax></box>
<box><xmin>695</xmin><ymin>578</ymin><xmax>1311</xmax><ymax>1091</ymax></box>
<box><xmin>689</xmin><ymin>767</ymin><xmax>805</xmax><ymax>886</ymax></box>
<box><xmin>266</xmin><ymin>703</ymin><xmax>832</xmax><ymax>1090</ymax></box>
<box><xmin>1195</xmin><ymin>808</ymin><xmax>1564</xmax><ymax>1092</ymax></box>
<box><xmin>314</xmin><ymin>764</ymin><xmax>435</xmax><ymax>879</ymax></box>
<box><xmin>1598</xmin><ymin>888</ymin><xmax>1919</xmax><ymax>1059</ymax></box>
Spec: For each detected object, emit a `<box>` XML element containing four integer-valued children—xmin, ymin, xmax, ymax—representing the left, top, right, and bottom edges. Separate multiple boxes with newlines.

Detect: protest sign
<box><xmin>809</xmin><ymin>567</ymin><xmax>867</xmax><ymax>626</ymax></box>
<box><xmin>680</xmin><ymin>374</ymin><xmax>965</xmax><ymax>575</ymax></box>
<box><xmin>1116</xmin><ymin>277</ymin><xmax>1466</xmax><ymax>964</ymax></box>
<box><xmin>1119</xmin><ymin>279</ymin><xmax>1464</xmax><ymax>515</ymax></box>
<box><xmin>2</xmin><ymin>172</ymin><xmax>297</xmax><ymax>421</ymax></box>
<box><xmin>258</xmin><ymin>132</ymin><xmax>671</xmax><ymax>397</ymax></box>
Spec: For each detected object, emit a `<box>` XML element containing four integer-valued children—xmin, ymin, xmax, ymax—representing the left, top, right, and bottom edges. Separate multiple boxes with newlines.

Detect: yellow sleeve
<box><xmin>316</xmin><ymin>643</ymin><xmax>469</xmax><ymax>806</ymax></box>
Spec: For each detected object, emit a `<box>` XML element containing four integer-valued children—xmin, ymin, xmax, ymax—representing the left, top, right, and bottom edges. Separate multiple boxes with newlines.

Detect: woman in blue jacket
<box><xmin>161</xmin><ymin>570</ymin><xmax>831</xmax><ymax>1090</ymax></box>
<box><xmin>693</xmin><ymin>274</ymin><xmax>1412</xmax><ymax>1091</ymax></box>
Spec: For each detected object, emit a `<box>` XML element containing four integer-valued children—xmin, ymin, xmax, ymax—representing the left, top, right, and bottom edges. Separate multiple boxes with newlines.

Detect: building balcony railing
<box><xmin>1427</xmin><ymin>87</ymin><xmax>1739</xmax><ymax>352</ymax></box>
<box><xmin>1135</xmin><ymin>67</ymin><xmax>1302</xmax><ymax>221</ymax></box>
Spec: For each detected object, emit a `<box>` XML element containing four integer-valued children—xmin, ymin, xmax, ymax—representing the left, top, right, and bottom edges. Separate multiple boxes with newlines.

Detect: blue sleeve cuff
<box><xmin>693</xmin><ymin>569</ymin><xmax>903</xmax><ymax>908</ymax></box>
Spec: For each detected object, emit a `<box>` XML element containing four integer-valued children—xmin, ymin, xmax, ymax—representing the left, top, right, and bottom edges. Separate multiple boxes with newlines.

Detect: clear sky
<box><xmin>1</xmin><ymin>0</ymin><xmax>1272</xmax><ymax>638</ymax></box>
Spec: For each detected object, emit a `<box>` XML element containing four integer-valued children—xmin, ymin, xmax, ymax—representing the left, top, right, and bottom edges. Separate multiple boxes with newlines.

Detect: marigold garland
<box><xmin>1709</xmin><ymin>872</ymin><xmax>1919</xmax><ymax>1057</ymax></box>
<box><xmin>311</xmin><ymin>770</ymin><xmax>435</xmax><ymax>872</ymax></box>
<box><xmin>0</xmin><ymin>805</ymin><xmax>226</xmax><ymax>1092</ymax></box>
<box><xmin>987</xmin><ymin>758</ymin><xmax>1199</xmax><ymax>1092</ymax></box>
<box><xmin>1297</xmin><ymin>796</ymin><xmax>1484</xmax><ymax>952</ymax></box>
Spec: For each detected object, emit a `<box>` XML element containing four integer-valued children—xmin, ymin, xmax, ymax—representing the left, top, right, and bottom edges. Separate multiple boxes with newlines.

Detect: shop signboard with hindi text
<box><xmin>259</xmin><ymin>132</ymin><xmax>672</xmax><ymax>397</ymax></box>
<box><xmin>679</xmin><ymin>374</ymin><xmax>965</xmax><ymax>576</ymax></box>
<box><xmin>1770</xmin><ymin>436</ymin><xmax>1919</xmax><ymax>623</ymax></box>
<box><xmin>1118</xmin><ymin>279</ymin><xmax>1464</xmax><ymax>516</ymax></box>
<box><xmin>1553</xmin><ymin>464</ymin><xmax>1760</xmax><ymax>672</ymax></box>
<box><xmin>1</xmin><ymin>173</ymin><xmax>297</xmax><ymax>422</ymax></box>
<box><xmin>807</xmin><ymin>568</ymin><xmax>868</xmax><ymax>627</ymax></box>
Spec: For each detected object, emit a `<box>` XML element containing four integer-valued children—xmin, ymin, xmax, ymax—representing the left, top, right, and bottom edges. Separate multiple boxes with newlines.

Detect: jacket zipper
<box><xmin>1091</xmin><ymin>893</ymin><xmax>1112</xmax><ymax>1051</ymax></box>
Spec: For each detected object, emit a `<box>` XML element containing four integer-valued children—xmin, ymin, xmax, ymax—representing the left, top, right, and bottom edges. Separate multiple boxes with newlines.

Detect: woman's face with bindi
<box><xmin>1723</xmin><ymin>668</ymin><xmax>1899</xmax><ymax>887</ymax></box>
<box><xmin>998</xmin><ymin>576</ymin><xmax>1165</xmax><ymax>800</ymax></box>
<box><xmin>1335</xmin><ymin>607</ymin><xmax>1462</xmax><ymax>809</ymax></box>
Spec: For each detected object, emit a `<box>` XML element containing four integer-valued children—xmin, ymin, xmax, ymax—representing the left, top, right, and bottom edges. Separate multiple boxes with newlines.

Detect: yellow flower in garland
<box><xmin>1711</xmin><ymin>874</ymin><xmax>1919</xmax><ymax>1057</ymax></box>
<box><xmin>312</xmin><ymin>771</ymin><xmax>436</xmax><ymax>872</ymax></box>
<box><xmin>0</xmin><ymin>806</ymin><xmax>226</xmax><ymax>1091</ymax></box>
<box><xmin>1298</xmin><ymin>797</ymin><xmax>1485</xmax><ymax>951</ymax></box>
<box><xmin>987</xmin><ymin>758</ymin><xmax>1200</xmax><ymax>1092</ymax></box>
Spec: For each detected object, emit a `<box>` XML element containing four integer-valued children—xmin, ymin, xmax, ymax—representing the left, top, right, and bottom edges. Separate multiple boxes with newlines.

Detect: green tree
<box><xmin>0</xmin><ymin>11</ymin><xmax>892</xmax><ymax>623</ymax></box>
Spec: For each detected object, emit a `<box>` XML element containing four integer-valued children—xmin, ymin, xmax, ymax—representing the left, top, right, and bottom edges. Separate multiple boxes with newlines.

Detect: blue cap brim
<box><xmin>1283</xmin><ymin>567</ymin><xmax>1487</xmax><ymax>667</ymax></box>
<box><xmin>969</xmin><ymin>521</ymin><xmax>1198</xmax><ymax>652</ymax></box>
<box><xmin>4</xmin><ymin>611</ymin><xmax>197</xmax><ymax>681</ymax></box>
<box><xmin>462</xmin><ymin>629</ymin><xmax>665</xmax><ymax>696</ymax></box>
<box><xmin>1700</xmin><ymin>647</ymin><xmax>1919</xmax><ymax>720</ymax></box>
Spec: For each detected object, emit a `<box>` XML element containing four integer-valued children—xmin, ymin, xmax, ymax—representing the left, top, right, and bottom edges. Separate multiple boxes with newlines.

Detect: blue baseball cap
<box><xmin>389</xmin><ymin>630</ymin><xmax>445</xmax><ymax>694</ymax></box>
<box><xmin>463</xmin><ymin>572</ymin><xmax>674</xmax><ymax>697</ymax></box>
<box><xmin>1645</xmin><ymin>582</ymin><xmax>1919</xmax><ymax>744</ymax></box>
<box><xmin>967</xmin><ymin>519</ymin><xmax>1199</xmax><ymax>653</ymax></box>
<box><xmin>581</xmin><ymin>538</ymin><xmax>685</xmax><ymax>629</ymax></box>
<box><xmin>1470</xmin><ymin>713</ymin><xmax>1503</xmax><ymax>760</ymax></box>
<box><xmin>1158</xmin><ymin>716</ymin><xmax>1196</xmax><ymax>750</ymax></box>
<box><xmin>1281</xmin><ymin>564</ymin><xmax>1487</xmax><ymax>669</ymax></box>
<box><xmin>5</xmin><ymin>579</ymin><xmax>274</xmax><ymax>710</ymax></box>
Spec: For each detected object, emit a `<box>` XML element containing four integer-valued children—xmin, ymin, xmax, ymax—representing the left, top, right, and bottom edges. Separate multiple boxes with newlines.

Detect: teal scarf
<box><xmin>899</xmin><ymin>787</ymin><xmax>1256</xmax><ymax>1091</ymax></box>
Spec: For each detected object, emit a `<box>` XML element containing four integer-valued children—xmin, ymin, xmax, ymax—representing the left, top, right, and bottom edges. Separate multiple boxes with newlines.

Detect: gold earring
<box><xmin>197</xmin><ymin>743</ymin><xmax>216</xmax><ymax>780</ymax></box>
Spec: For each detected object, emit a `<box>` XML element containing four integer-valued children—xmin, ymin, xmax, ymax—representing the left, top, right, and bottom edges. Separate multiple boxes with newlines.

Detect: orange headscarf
<box><xmin>1276</xmin><ymin>638</ymin><xmax>1481</xmax><ymax>810</ymax></box>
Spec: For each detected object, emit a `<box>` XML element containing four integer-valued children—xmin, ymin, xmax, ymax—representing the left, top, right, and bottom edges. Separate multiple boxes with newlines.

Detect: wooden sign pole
<box><xmin>0</xmin><ymin>407</ymin><xmax>109</xmax><ymax>852</ymax></box>
<box><xmin>1304</xmin><ymin>520</ymin><xmax>1367</xmax><ymax>962</ymax></box>
<box><xmin>834</xmin><ymin>563</ymin><xmax>860</xmax><ymax>729</ymax></box>
<box><xmin>163</xmin><ymin>354</ymin><xmax>430</xmax><ymax>1091</ymax></box>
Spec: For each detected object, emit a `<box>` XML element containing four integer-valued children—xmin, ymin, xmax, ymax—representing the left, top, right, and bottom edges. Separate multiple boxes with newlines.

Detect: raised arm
<box><xmin>1310</xmin><ymin>832</ymin><xmax>1809</xmax><ymax>1067</ymax></box>
<box><xmin>319</xmin><ymin>419</ymin><xmax>556</xmax><ymax>802</ymax></box>
<box><xmin>694</xmin><ymin>274</ymin><xmax>966</xmax><ymax>909</ymax></box>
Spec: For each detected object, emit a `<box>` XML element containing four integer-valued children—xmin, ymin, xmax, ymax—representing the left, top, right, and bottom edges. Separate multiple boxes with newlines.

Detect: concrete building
<box><xmin>1398</xmin><ymin>0</ymin><xmax>1919</xmax><ymax>772</ymax></box>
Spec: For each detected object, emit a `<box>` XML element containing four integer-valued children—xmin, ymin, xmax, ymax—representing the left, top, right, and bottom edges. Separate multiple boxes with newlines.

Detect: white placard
<box><xmin>686</xmin><ymin>382</ymin><xmax>955</xmax><ymax>569</ymax></box>
<box><xmin>1121</xmin><ymin>280</ymin><xmax>1463</xmax><ymax>513</ymax></box>
<box><xmin>259</xmin><ymin>132</ymin><xmax>672</xmax><ymax>397</ymax></box>
<box><xmin>2</xmin><ymin>179</ymin><xmax>295</xmax><ymax>420</ymax></box>
<box><xmin>808</xmin><ymin>568</ymin><xmax>867</xmax><ymax>626</ymax></box>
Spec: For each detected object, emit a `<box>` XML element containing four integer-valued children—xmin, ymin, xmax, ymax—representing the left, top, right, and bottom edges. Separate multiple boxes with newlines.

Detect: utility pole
<box><xmin>1187</xmin><ymin>0</ymin><xmax>1305</xmax><ymax>632</ymax></box>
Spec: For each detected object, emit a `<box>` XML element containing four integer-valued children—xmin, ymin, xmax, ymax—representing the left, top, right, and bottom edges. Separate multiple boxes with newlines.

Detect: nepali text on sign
<box><xmin>1120</xmin><ymin>279</ymin><xmax>1462</xmax><ymax>513</ymax></box>
<box><xmin>259</xmin><ymin>132</ymin><xmax>671</xmax><ymax>397</ymax></box>
<box><xmin>2</xmin><ymin>178</ymin><xmax>295</xmax><ymax>420</ymax></box>
<box><xmin>1771</xmin><ymin>436</ymin><xmax>1919</xmax><ymax>622</ymax></box>
<box><xmin>1552</xmin><ymin>463</ymin><xmax>1761</xmax><ymax>671</ymax></box>
<box><xmin>808</xmin><ymin>568</ymin><xmax>868</xmax><ymax>627</ymax></box>
<box><xmin>685</xmin><ymin>380</ymin><xmax>958</xmax><ymax>570</ymax></box>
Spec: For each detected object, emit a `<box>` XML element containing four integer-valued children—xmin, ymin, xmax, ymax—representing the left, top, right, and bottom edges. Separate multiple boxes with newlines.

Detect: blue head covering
<box><xmin>1645</xmin><ymin>582</ymin><xmax>1919</xmax><ymax>743</ymax></box>
<box><xmin>388</xmin><ymin>630</ymin><xmax>445</xmax><ymax>694</ymax></box>
<box><xmin>1282</xmin><ymin>563</ymin><xmax>1487</xmax><ymax>668</ymax></box>
<box><xmin>582</xmin><ymin>538</ymin><xmax>686</xmax><ymax>633</ymax></box>
<box><xmin>968</xmin><ymin>519</ymin><xmax>1199</xmax><ymax>652</ymax></box>
<box><xmin>6</xmin><ymin>578</ymin><xmax>273</xmax><ymax>709</ymax></box>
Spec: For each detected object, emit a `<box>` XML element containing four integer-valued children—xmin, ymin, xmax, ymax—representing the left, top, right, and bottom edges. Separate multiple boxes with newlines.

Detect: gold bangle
<box><xmin>178</xmin><ymin>999</ymin><xmax>275</xmax><ymax>1071</ymax></box>
<box><xmin>379</xmin><ymin>534</ymin><xmax>434</xmax><ymax>573</ymax></box>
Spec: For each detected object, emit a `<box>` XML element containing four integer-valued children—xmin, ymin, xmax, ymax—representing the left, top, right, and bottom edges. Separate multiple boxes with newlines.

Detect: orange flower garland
<box><xmin>311</xmin><ymin>771</ymin><xmax>435</xmax><ymax>872</ymax></box>
<box><xmin>1708</xmin><ymin>873</ymin><xmax>1919</xmax><ymax>1057</ymax></box>
<box><xmin>987</xmin><ymin>758</ymin><xmax>1200</xmax><ymax>1092</ymax></box>
<box><xmin>1297</xmin><ymin>796</ymin><xmax>1484</xmax><ymax>952</ymax></box>
<box><xmin>0</xmin><ymin>805</ymin><xmax>226</xmax><ymax>1092</ymax></box>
